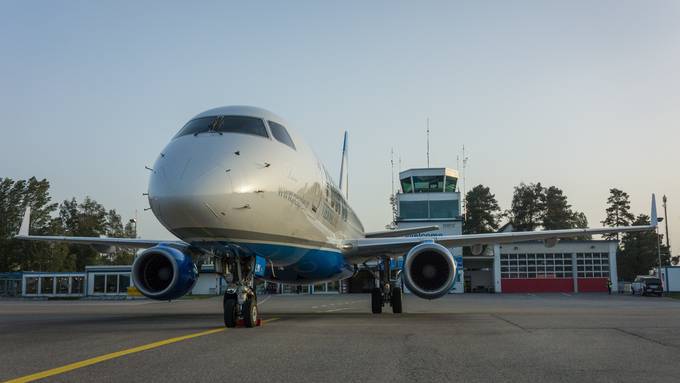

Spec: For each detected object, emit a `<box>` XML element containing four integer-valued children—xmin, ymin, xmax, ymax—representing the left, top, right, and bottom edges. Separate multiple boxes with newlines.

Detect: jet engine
<box><xmin>402</xmin><ymin>242</ymin><xmax>457</xmax><ymax>300</ymax></box>
<box><xmin>132</xmin><ymin>245</ymin><xmax>198</xmax><ymax>300</ymax></box>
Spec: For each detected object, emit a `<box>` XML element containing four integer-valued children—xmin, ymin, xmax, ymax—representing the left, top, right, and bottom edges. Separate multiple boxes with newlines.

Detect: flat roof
<box><xmin>399</xmin><ymin>167</ymin><xmax>459</xmax><ymax>179</ymax></box>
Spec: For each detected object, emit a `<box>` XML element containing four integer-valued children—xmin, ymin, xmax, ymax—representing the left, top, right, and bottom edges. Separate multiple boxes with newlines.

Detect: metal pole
<box><xmin>656</xmin><ymin>225</ymin><xmax>663</xmax><ymax>282</ymax></box>
<box><xmin>426</xmin><ymin>118</ymin><xmax>430</xmax><ymax>168</ymax></box>
<box><xmin>663</xmin><ymin>195</ymin><xmax>670</xmax><ymax>250</ymax></box>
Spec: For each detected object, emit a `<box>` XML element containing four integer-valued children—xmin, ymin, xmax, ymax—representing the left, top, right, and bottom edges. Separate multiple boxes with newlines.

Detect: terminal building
<box><xmin>387</xmin><ymin>166</ymin><xmax>618</xmax><ymax>294</ymax></box>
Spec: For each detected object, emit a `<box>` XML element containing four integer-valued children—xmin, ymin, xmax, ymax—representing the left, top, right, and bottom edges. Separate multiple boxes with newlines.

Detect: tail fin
<box><xmin>338</xmin><ymin>131</ymin><xmax>349</xmax><ymax>200</ymax></box>
<box><xmin>651</xmin><ymin>194</ymin><xmax>658</xmax><ymax>227</ymax></box>
<box><xmin>18</xmin><ymin>206</ymin><xmax>31</xmax><ymax>237</ymax></box>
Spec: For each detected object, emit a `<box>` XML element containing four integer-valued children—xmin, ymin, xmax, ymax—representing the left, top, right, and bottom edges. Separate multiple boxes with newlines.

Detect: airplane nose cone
<box><xmin>148</xmin><ymin>136</ymin><xmax>237</xmax><ymax>232</ymax></box>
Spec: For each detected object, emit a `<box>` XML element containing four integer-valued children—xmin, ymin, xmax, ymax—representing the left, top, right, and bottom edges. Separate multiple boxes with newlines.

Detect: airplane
<box><xmin>16</xmin><ymin>105</ymin><xmax>659</xmax><ymax>328</ymax></box>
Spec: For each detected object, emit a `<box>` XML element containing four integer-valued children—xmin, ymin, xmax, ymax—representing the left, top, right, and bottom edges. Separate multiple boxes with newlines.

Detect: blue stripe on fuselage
<box><xmin>237</xmin><ymin>242</ymin><xmax>355</xmax><ymax>284</ymax></box>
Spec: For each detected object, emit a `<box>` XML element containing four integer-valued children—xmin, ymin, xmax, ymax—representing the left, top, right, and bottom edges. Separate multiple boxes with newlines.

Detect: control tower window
<box><xmin>444</xmin><ymin>176</ymin><xmax>457</xmax><ymax>192</ymax></box>
<box><xmin>174</xmin><ymin>116</ymin><xmax>269</xmax><ymax>139</ymax></box>
<box><xmin>401</xmin><ymin>177</ymin><xmax>413</xmax><ymax>193</ymax></box>
<box><xmin>413</xmin><ymin>176</ymin><xmax>444</xmax><ymax>193</ymax></box>
<box><xmin>268</xmin><ymin>121</ymin><xmax>296</xmax><ymax>150</ymax></box>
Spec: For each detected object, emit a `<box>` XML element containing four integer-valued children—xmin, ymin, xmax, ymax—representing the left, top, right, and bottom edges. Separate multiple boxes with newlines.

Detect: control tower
<box><xmin>395</xmin><ymin>167</ymin><xmax>464</xmax><ymax>293</ymax></box>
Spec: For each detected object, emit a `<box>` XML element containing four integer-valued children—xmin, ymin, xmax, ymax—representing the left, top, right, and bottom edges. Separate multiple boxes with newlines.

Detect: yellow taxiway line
<box><xmin>3</xmin><ymin>319</ymin><xmax>278</xmax><ymax>383</ymax></box>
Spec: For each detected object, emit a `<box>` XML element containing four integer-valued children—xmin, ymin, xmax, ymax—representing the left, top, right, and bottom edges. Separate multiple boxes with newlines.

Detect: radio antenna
<box><xmin>426</xmin><ymin>118</ymin><xmax>430</xmax><ymax>168</ymax></box>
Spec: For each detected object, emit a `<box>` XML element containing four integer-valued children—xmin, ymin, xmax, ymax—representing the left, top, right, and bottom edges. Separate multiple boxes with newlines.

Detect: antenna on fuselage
<box><xmin>338</xmin><ymin>131</ymin><xmax>349</xmax><ymax>200</ymax></box>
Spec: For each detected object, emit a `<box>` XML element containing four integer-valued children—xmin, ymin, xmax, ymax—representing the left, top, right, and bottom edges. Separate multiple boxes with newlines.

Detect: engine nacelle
<box><xmin>132</xmin><ymin>245</ymin><xmax>198</xmax><ymax>301</ymax></box>
<box><xmin>403</xmin><ymin>242</ymin><xmax>457</xmax><ymax>300</ymax></box>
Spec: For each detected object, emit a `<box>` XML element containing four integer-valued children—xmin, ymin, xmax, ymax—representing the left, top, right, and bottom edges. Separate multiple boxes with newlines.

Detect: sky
<box><xmin>1</xmin><ymin>1</ymin><xmax>678</xmax><ymax>250</ymax></box>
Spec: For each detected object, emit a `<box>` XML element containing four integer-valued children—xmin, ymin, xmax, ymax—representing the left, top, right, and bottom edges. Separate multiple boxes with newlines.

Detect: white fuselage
<box><xmin>147</xmin><ymin>106</ymin><xmax>363</xmax><ymax>279</ymax></box>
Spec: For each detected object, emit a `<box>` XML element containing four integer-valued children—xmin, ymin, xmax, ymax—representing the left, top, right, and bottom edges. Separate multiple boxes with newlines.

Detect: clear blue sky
<box><xmin>1</xmin><ymin>1</ymin><xmax>678</xmax><ymax>249</ymax></box>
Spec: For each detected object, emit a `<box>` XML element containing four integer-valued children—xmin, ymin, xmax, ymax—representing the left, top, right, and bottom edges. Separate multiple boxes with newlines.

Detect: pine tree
<box><xmin>509</xmin><ymin>182</ymin><xmax>546</xmax><ymax>231</ymax></box>
<box><xmin>601</xmin><ymin>188</ymin><xmax>635</xmax><ymax>241</ymax></box>
<box><xmin>618</xmin><ymin>214</ymin><xmax>669</xmax><ymax>281</ymax></box>
<box><xmin>464</xmin><ymin>185</ymin><xmax>501</xmax><ymax>234</ymax></box>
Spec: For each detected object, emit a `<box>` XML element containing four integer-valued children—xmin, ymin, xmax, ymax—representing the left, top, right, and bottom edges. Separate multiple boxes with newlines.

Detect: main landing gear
<box><xmin>371</xmin><ymin>257</ymin><xmax>403</xmax><ymax>314</ymax></box>
<box><xmin>219</xmin><ymin>251</ymin><xmax>259</xmax><ymax>328</ymax></box>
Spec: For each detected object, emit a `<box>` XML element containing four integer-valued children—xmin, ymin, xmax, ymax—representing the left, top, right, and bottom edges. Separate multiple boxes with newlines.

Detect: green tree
<box><xmin>0</xmin><ymin>177</ymin><xmax>72</xmax><ymax>272</ymax></box>
<box><xmin>602</xmin><ymin>188</ymin><xmax>635</xmax><ymax>242</ymax></box>
<box><xmin>542</xmin><ymin>186</ymin><xmax>574</xmax><ymax>230</ymax></box>
<box><xmin>618</xmin><ymin>214</ymin><xmax>670</xmax><ymax>281</ymax></box>
<box><xmin>508</xmin><ymin>182</ymin><xmax>546</xmax><ymax>231</ymax></box>
<box><xmin>464</xmin><ymin>185</ymin><xmax>501</xmax><ymax>234</ymax></box>
<box><xmin>57</xmin><ymin>197</ymin><xmax>109</xmax><ymax>270</ymax></box>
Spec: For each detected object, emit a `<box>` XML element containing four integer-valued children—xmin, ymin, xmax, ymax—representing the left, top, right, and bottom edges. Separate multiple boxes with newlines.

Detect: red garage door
<box><xmin>577</xmin><ymin>278</ymin><xmax>608</xmax><ymax>292</ymax></box>
<box><xmin>502</xmin><ymin>278</ymin><xmax>573</xmax><ymax>293</ymax></box>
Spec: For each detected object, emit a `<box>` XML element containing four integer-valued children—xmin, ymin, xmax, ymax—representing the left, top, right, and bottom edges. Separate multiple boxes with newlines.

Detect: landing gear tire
<box><xmin>243</xmin><ymin>296</ymin><xmax>258</xmax><ymax>328</ymax></box>
<box><xmin>223</xmin><ymin>294</ymin><xmax>238</xmax><ymax>328</ymax></box>
<box><xmin>391</xmin><ymin>287</ymin><xmax>403</xmax><ymax>314</ymax></box>
<box><xmin>371</xmin><ymin>288</ymin><xmax>382</xmax><ymax>314</ymax></box>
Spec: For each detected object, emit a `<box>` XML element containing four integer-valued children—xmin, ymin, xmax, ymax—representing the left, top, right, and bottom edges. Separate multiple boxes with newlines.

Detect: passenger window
<box><xmin>268</xmin><ymin>121</ymin><xmax>296</xmax><ymax>150</ymax></box>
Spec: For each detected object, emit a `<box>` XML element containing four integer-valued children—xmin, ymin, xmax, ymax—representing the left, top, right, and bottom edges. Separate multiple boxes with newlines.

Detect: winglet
<box><xmin>18</xmin><ymin>206</ymin><xmax>31</xmax><ymax>237</ymax></box>
<box><xmin>651</xmin><ymin>194</ymin><xmax>658</xmax><ymax>227</ymax></box>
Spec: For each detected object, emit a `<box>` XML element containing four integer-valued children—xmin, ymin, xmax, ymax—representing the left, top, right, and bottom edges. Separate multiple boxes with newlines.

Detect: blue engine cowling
<box><xmin>132</xmin><ymin>245</ymin><xmax>198</xmax><ymax>300</ymax></box>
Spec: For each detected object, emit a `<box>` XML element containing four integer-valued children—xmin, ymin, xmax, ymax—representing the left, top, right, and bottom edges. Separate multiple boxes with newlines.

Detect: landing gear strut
<box><xmin>371</xmin><ymin>256</ymin><xmax>403</xmax><ymax>314</ymax></box>
<box><xmin>219</xmin><ymin>249</ymin><xmax>258</xmax><ymax>328</ymax></box>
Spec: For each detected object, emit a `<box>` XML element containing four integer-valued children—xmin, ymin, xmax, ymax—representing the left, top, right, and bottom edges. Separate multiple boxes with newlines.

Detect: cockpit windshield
<box><xmin>174</xmin><ymin>116</ymin><xmax>269</xmax><ymax>139</ymax></box>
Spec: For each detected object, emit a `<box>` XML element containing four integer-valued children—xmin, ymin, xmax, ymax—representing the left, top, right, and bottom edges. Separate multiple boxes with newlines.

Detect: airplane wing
<box><xmin>345</xmin><ymin>194</ymin><xmax>659</xmax><ymax>259</ymax></box>
<box><xmin>14</xmin><ymin>207</ymin><xmax>188</xmax><ymax>250</ymax></box>
<box><xmin>364</xmin><ymin>225</ymin><xmax>440</xmax><ymax>238</ymax></box>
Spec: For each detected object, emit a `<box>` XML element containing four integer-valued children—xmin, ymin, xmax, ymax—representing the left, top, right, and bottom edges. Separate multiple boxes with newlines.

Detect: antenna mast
<box><xmin>461</xmin><ymin>145</ymin><xmax>470</xmax><ymax>220</ymax></box>
<box><xmin>388</xmin><ymin>148</ymin><xmax>397</xmax><ymax>228</ymax></box>
<box><xmin>426</xmin><ymin>118</ymin><xmax>430</xmax><ymax>168</ymax></box>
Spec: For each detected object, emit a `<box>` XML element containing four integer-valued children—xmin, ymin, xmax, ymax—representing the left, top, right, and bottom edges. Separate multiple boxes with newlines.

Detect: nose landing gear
<box><xmin>370</xmin><ymin>256</ymin><xmax>403</xmax><ymax>314</ymax></box>
<box><xmin>218</xmin><ymin>249</ymin><xmax>260</xmax><ymax>328</ymax></box>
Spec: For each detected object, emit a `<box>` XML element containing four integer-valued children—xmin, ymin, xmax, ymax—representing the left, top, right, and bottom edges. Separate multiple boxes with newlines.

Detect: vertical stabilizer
<box><xmin>338</xmin><ymin>131</ymin><xmax>349</xmax><ymax>200</ymax></box>
<box><xmin>18</xmin><ymin>206</ymin><xmax>31</xmax><ymax>236</ymax></box>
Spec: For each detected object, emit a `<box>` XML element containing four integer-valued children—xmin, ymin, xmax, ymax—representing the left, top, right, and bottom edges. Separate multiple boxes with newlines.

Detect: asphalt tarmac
<box><xmin>2</xmin><ymin>293</ymin><xmax>680</xmax><ymax>382</ymax></box>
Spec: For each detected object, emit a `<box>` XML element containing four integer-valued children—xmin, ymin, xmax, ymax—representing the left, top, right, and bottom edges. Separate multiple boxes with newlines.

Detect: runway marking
<box><xmin>561</xmin><ymin>293</ymin><xmax>572</xmax><ymax>297</ymax></box>
<box><xmin>3</xmin><ymin>319</ymin><xmax>278</xmax><ymax>383</ymax></box>
<box><xmin>325</xmin><ymin>307</ymin><xmax>350</xmax><ymax>313</ymax></box>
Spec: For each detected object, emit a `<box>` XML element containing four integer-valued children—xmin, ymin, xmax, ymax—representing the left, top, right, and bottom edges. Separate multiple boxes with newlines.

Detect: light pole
<box><xmin>663</xmin><ymin>195</ymin><xmax>670</xmax><ymax>251</ymax></box>
<box><xmin>656</xmin><ymin>216</ymin><xmax>664</xmax><ymax>290</ymax></box>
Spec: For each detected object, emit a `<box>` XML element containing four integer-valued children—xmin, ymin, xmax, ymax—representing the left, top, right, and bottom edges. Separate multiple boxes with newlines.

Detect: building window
<box><xmin>444</xmin><ymin>176</ymin><xmax>457</xmax><ymax>192</ymax></box>
<box><xmin>41</xmin><ymin>277</ymin><xmax>54</xmax><ymax>294</ymax></box>
<box><xmin>429</xmin><ymin>200</ymin><xmax>459</xmax><ymax>218</ymax></box>
<box><xmin>57</xmin><ymin>277</ymin><xmax>69</xmax><ymax>294</ymax></box>
<box><xmin>71</xmin><ymin>277</ymin><xmax>84</xmax><ymax>294</ymax></box>
<box><xmin>119</xmin><ymin>274</ymin><xmax>130</xmax><ymax>292</ymax></box>
<box><xmin>501</xmin><ymin>253</ymin><xmax>574</xmax><ymax>279</ymax></box>
<box><xmin>25</xmin><ymin>277</ymin><xmax>38</xmax><ymax>294</ymax></box>
<box><xmin>106</xmin><ymin>275</ymin><xmax>118</xmax><ymax>294</ymax></box>
<box><xmin>413</xmin><ymin>176</ymin><xmax>444</xmax><ymax>193</ymax></box>
<box><xmin>399</xmin><ymin>200</ymin><xmax>429</xmax><ymax>219</ymax></box>
<box><xmin>401</xmin><ymin>177</ymin><xmax>413</xmax><ymax>193</ymax></box>
<box><xmin>93</xmin><ymin>275</ymin><xmax>105</xmax><ymax>294</ymax></box>
<box><xmin>576</xmin><ymin>253</ymin><xmax>609</xmax><ymax>278</ymax></box>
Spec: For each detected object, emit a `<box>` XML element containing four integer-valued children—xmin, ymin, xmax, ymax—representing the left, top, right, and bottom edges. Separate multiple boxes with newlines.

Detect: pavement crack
<box><xmin>491</xmin><ymin>314</ymin><xmax>530</xmax><ymax>332</ymax></box>
<box><xmin>614</xmin><ymin>328</ymin><xmax>678</xmax><ymax>349</ymax></box>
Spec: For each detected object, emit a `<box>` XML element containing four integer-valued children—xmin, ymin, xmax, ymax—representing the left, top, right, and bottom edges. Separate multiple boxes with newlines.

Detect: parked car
<box><xmin>631</xmin><ymin>276</ymin><xmax>663</xmax><ymax>296</ymax></box>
